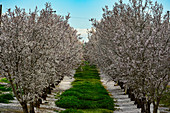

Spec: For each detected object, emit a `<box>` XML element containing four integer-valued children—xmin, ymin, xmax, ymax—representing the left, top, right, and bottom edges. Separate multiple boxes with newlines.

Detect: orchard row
<box><xmin>0</xmin><ymin>3</ymin><xmax>83</xmax><ymax>113</ymax></box>
<box><xmin>84</xmin><ymin>0</ymin><xmax>169</xmax><ymax>113</ymax></box>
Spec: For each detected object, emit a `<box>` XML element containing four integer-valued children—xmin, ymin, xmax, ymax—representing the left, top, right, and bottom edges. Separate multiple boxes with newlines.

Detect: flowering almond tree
<box><xmin>0</xmin><ymin>3</ymin><xmax>82</xmax><ymax>113</ymax></box>
<box><xmin>85</xmin><ymin>0</ymin><xmax>170</xmax><ymax>113</ymax></box>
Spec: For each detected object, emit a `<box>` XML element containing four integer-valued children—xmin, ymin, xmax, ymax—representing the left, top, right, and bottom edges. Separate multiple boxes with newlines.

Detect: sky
<box><xmin>0</xmin><ymin>0</ymin><xmax>170</xmax><ymax>42</ymax></box>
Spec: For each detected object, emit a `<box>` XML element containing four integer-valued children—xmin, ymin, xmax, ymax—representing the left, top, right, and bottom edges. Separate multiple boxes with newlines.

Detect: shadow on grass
<box><xmin>160</xmin><ymin>87</ymin><xmax>170</xmax><ymax>108</ymax></box>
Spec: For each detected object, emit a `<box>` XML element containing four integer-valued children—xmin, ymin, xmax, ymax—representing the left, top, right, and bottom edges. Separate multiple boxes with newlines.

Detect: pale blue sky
<box><xmin>0</xmin><ymin>0</ymin><xmax>170</xmax><ymax>41</ymax></box>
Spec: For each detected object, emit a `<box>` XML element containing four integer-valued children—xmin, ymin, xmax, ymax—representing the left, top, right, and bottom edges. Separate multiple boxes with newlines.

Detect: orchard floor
<box><xmin>0</xmin><ymin>64</ymin><xmax>169</xmax><ymax>113</ymax></box>
<box><xmin>0</xmin><ymin>75</ymin><xmax>75</xmax><ymax>113</ymax></box>
<box><xmin>55</xmin><ymin>64</ymin><xmax>115</xmax><ymax>113</ymax></box>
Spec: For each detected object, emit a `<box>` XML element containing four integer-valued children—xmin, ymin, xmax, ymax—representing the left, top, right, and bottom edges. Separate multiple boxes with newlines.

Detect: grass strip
<box><xmin>0</xmin><ymin>85</ymin><xmax>12</xmax><ymax>92</ymax></box>
<box><xmin>55</xmin><ymin>64</ymin><xmax>115</xmax><ymax>113</ymax></box>
<box><xmin>0</xmin><ymin>93</ymin><xmax>14</xmax><ymax>103</ymax></box>
<box><xmin>0</xmin><ymin>78</ymin><xmax>14</xmax><ymax>103</ymax></box>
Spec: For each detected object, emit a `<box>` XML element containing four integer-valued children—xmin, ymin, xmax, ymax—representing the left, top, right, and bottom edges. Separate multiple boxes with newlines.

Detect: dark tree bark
<box><xmin>47</xmin><ymin>86</ymin><xmax>51</xmax><ymax>94</ymax></box>
<box><xmin>126</xmin><ymin>88</ymin><xmax>130</xmax><ymax>95</ymax></box>
<box><xmin>42</xmin><ymin>92</ymin><xmax>47</xmax><ymax>100</ymax></box>
<box><xmin>119</xmin><ymin>81</ymin><xmax>124</xmax><ymax>89</ymax></box>
<box><xmin>38</xmin><ymin>98</ymin><xmax>42</xmax><ymax>104</ymax></box>
<box><xmin>29</xmin><ymin>102</ymin><xmax>35</xmax><ymax>113</ymax></box>
<box><xmin>146</xmin><ymin>100</ymin><xmax>151</xmax><ymax>113</ymax></box>
<box><xmin>136</xmin><ymin>98</ymin><xmax>142</xmax><ymax>108</ymax></box>
<box><xmin>141</xmin><ymin>97</ymin><xmax>146</xmax><ymax>113</ymax></box>
<box><xmin>131</xmin><ymin>93</ymin><xmax>135</xmax><ymax>101</ymax></box>
<box><xmin>35</xmin><ymin>100</ymin><xmax>41</xmax><ymax>108</ymax></box>
<box><xmin>153</xmin><ymin>98</ymin><xmax>160</xmax><ymax>113</ymax></box>
<box><xmin>21</xmin><ymin>102</ymin><xmax>29</xmax><ymax>113</ymax></box>
<box><xmin>128</xmin><ymin>88</ymin><xmax>132</xmax><ymax>98</ymax></box>
<box><xmin>51</xmin><ymin>84</ymin><xmax>55</xmax><ymax>88</ymax></box>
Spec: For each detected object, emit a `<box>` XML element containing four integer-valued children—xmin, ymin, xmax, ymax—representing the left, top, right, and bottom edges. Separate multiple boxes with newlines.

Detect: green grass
<box><xmin>0</xmin><ymin>85</ymin><xmax>12</xmax><ymax>92</ymax></box>
<box><xmin>55</xmin><ymin>64</ymin><xmax>115</xmax><ymax>112</ymax></box>
<box><xmin>59</xmin><ymin>108</ymin><xmax>113</xmax><ymax>113</ymax></box>
<box><xmin>0</xmin><ymin>93</ymin><xmax>14</xmax><ymax>103</ymax></box>
<box><xmin>0</xmin><ymin>77</ymin><xmax>12</xmax><ymax>92</ymax></box>
<box><xmin>160</xmin><ymin>87</ymin><xmax>170</xmax><ymax>108</ymax></box>
<box><xmin>0</xmin><ymin>77</ymin><xmax>14</xmax><ymax>103</ymax></box>
<box><xmin>0</xmin><ymin>78</ymin><xmax>10</xmax><ymax>83</ymax></box>
<box><xmin>60</xmin><ymin>109</ymin><xmax>83</xmax><ymax>113</ymax></box>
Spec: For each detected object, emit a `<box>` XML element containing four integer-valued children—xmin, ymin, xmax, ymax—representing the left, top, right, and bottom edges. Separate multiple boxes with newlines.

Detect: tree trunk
<box><xmin>38</xmin><ymin>98</ymin><xmax>42</xmax><ymax>104</ymax></box>
<box><xmin>153</xmin><ymin>99</ymin><xmax>160</xmax><ymax>113</ymax></box>
<box><xmin>21</xmin><ymin>102</ymin><xmax>28</xmax><ymax>113</ymax></box>
<box><xmin>141</xmin><ymin>97</ymin><xmax>146</xmax><ymax>113</ymax></box>
<box><xmin>153</xmin><ymin>105</ymin><xmax>158</xmax><ymax>113</ymax></box>
<box><xmin>47</xmin><ymin>86</ymin><xmax>51</xmax><ymax>94</ymax></box>
<box><xmin>35</xmin><ymin>99</ymin><xmax>40</xmax><ymax>108</ymax></box>
<box><xmin>128</xmin><ymin>88</ymin><xmax>132</xmax><ymax>98</ymax></box>
<box><xmin>29</xmin><ymin>102</ymin><xmax>35</xmax><ymax>113</ymax></box>
<box><xmin>118</xmin><ymin>81</ymin><xmax>120</xmax><ymax>85</ymax></box>
<box><xmin>42</xmin><ymin>88</ymin><xmax>47</xmax><ymax>100</ymax></box>
<box><xmin>51</xmin><ymin>84</ymin><xmax>55</xmax><ymax>88</ymax></box>
<box><xmin>131</xmin><ymin>93</ymin><xmax>135</xmax><ymax>101</ymax></box>
<box><xmin>137</xmin><ymin>98</ymin><xmax>142</xmax><ymax>108</ymax></box>
<box><xmin>126</xmin><ymin>88</ymin><xmax>129</xmax><ymax>95</ymax></box>
<box><xmin>129</xmin><ymin>89</ymin><xmax>134</xmax><ymax>100</ymax></box>
<box><xmin>119</xmin><ymin>82</ymin><xmax>124</xmax><ymax>89</ymax></box>
<box><xmin>134</xmin><ymin>99</ymin><xmax>137</xmax><ymax>104</ymax></box>
<box><xmin>60</xmin><ymin>76</ymin><xmax>64</xmax><ymax>81</ymax></box>
<box><xmin>42</xmin><ymin>92</ymin><xmax>47</xmax><ymax>100</ymax></box>
<box><xmin>146</xmin><ymin>100</ymin><xmax>151</xmax><ymax>113</ymax></box>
